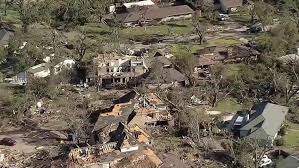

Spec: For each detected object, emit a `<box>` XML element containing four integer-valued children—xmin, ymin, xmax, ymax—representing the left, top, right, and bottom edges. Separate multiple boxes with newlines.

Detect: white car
<box><xmin>218</xmin><ymin>14</ymin><xmax>229</xmax><ymax>21</ymax></box>
<box><xmin>259</xmin><ymin>155</ymin><xmax>272</xmax><ymax>167</ymax></box>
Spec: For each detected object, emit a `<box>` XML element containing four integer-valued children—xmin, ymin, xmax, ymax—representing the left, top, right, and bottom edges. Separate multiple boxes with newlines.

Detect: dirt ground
<box><xmin>0</xmin><ymin>129</ymin><xmax>63</xmax><ymax>154</ymax></box>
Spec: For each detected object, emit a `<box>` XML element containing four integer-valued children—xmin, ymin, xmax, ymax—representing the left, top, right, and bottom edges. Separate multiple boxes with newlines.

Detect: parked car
<box><xmin>0</xmin><ymin>138</ymin><xmax>16</xmax><ymax>146</ymax></box>
<box><xmin>218</xmin><ymin>14</ymin><xmax>229</xmax><ymax>21</ymax></box>
<box><xmin>247</xmin><ymin>40</ymin><xmax>258</xmax><ymax>48</ymax></box>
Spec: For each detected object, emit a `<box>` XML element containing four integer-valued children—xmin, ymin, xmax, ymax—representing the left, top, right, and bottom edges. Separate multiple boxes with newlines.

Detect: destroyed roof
<box><xmin>92</xmin><ymin>103</ymin><xmax>135</xmax><ymax>132</ymax></box>
<box><xmin>220</xmin><ymin>0</ymin><xmax>243</xmax><ymax>8</ymax></box>
<box><xmin>146</xmin><ymin>93</ymin><xmax>164</xmax><ymax>106</ymax></box>
<box><xmin>123</xmin><ymin>5</ymin><xmax>194</xmax><ymax>23</ymax></box>
<box><xmin>240</xmin><ymin>103</ymin><xmax>289</xmax><ymax>141</ymax></box>
<box><xmin>196</xmin><ymin>46</ymin><xmax>217</xmax><ymax>55</ymax></box>
<box><xmin>231</xmin><ymin>45</ymin><xmax>260</xmax><ymax>58</ymax></box>
<box><xmin>155</xmin><ymin>56</ymin><xmax>172</xmax><ymax>66</ymax></box>
<box><xmin>142</xmin><ymin>148</ymin><xmax>162</xmax><ymax>167</ymax></box>
<box><xmin>197</xmin><ymin>56</ymin><xmax>217</xmax><ymax>66</ymax></box>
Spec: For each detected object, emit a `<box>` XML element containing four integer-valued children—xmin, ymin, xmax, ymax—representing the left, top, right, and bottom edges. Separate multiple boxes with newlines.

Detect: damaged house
<box><xmin>70</xmin><ymin>90</ymin><xmax>171</xmax><ymax>167</ymax></box>
<box><xmin>128</xmin><ymin>92</ymin><xmax>174</xmax><ymax>128</ymax></box>
<box><xmin>87</xmin><ymin>54</ymin><xmax>148</xmax><ymax>89</ymax></box>
<box><xmin>230</xmin><ymin>103</ymin><xmax>289</xmax><ymax>145</ymax></box>
<box><xmin>194</xmin><ymin>45</ymin><xmax>260</xmax><ymax>79</ymax></box>
<box><xmin>106</xmin><ymin>5</ymin><xmax>194</xmax><ymax>27</ymax></box>
<box><xmin>144</xmin><ymin>55</ymin><xmax>190</xmax><ymax>88</ymax></box>
<box><xmin>7</xmin><ymin>59</ymin><xmax>75</xmax><ymax>85</ymax></box>
<box><xmin>0</xmin><ymin>27</ymin><xmax>14</xmax><ymax>47</ymax></box>
<box><xmin>91</xmin><ymin>91</ymin><xmax>173</xmax><ymax>145</ymax></box>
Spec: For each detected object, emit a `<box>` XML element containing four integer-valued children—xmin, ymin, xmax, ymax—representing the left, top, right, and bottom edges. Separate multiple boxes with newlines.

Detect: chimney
<box><xmin>245</xmin><ymin>113</ymin><xmax>250</xmax><ymax>122</ymax></box>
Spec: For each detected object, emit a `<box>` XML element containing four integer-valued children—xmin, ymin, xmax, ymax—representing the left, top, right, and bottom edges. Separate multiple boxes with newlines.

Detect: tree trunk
<box><xmin>22</xmin><ymin>23</ymin><xmax>28</xmax><ymax>33</ymax></box>
<box><xmin>4</xmin><ymin>0</ymin><xmax>7</xmax><ymax>16</ymax></box>
<box><xmin>199</xmin><ymin>35</ymin><xmax>203</xmax><ymax>45</ymax></box>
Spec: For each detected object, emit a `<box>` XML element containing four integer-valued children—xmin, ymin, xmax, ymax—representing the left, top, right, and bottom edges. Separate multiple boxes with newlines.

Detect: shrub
<box><xmin>275</xmin><ymin>138</ymin><xmax>285</xmax><ymax>146</ymax></box>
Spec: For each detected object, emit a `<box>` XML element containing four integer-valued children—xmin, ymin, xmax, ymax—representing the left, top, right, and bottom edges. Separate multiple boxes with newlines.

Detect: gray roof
<box><xmin>144</xmin><ymin>56</ymin><xmax>188</xmax><ymax>84</ymax></box>
<box><xmin>123</xmin><ymin>5</ymin><xmax>194</xmax><ymax>23</ymax></box>
<box><xmin>146</xmin><ymin>66</ymin><xmax>188</xmax><ymax>84</ymax></box>
<box><xmin>240</xmin><ymin>103</ymin><xmax>289</xmax><ymax>141</ymax></box>
<box><xmin>277</xmin><ymin>154</ymin><xmax>299</xmax><ymax>168</ymax></box>
<box><xmin>0</xmin><ymin>28</ymin><xmax>14</xmax><ymax>46</ymax></box>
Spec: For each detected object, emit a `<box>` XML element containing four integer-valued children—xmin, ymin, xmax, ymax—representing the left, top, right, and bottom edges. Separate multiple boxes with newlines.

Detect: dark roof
<box><xmin>220</xmin><ymin>0</ymin><xmax>243</xmax><ymax>8</ymax></box>
<box><xmin>277</xmin><ymin>153</ymin><xmax>299</xmax><ymax>168</ymax></box>
<box><xmin>231</xmin><ymin>45</ymin><xmax>260</xmax><ymax>58</ymax></box>
<box><xmin>123</xmin><ymin>5</ymin><xmax>194</xmax><ymax>23</ymax></box>
<box><xmin>196</xmin><ymin>46</ymin><xmax>217</xmax><ymax>55</ymax></box>
<box><xmin>146</xmin><ymin>66</ymin><xmax>188</xmax><ymax>84</ymax></box>
<box><xmin>0</xmin><ymin>28</ymin><xmax>14</xmax><ymax>46</ymax></box>
<box><xmin>240</xmin><ymin>103</ymin><xmax>289</xmax><ymax>141</ymax></box>
<box><xmin>155</xmin><ymin>56</ymin><xmax>172</xmax><ymax>66</ymax></box>
<box><xmin>145</xmin><ymin>56</ymin><xmax>188</xmax><ymax>84</ymax></box>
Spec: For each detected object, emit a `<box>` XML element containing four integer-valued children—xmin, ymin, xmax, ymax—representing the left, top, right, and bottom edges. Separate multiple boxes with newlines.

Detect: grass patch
<box><xmin>282</xmin><ymin>122</ymin><xmax>299</xmax><ymax>151</ymax></box>
<box><xmin>224</xmin><ymin>64</ymin><xmax>245</xmax><ymax>80</ymax></box>
<box><xmin>231</xmin><ymin>14</ymin><xmax>251</xmax><ymax>25</ymax></box>
<box><xmin>78</xmin><ymin>23</ymin><xmax>112</xmax><ymax>35</ymax></box>
<box><xmin>171</xmin><ymin>37</ymin><xmax>243</xmax><ymax>57</ymax></box>
<box><xmin>121</xmin><ymin>20</ymin><xmax>193</xmax><ymax>41</ymax></box>
<box><xmin>284</xmin><ymin>129</ymin><xmax>299</xmax><ymax>149</ymax></box>
<box><xmin>208</xmin><ymin>37</ymin><xmax>243</xmax><ymax>46</ymax></box>
<box><xmin>0</xmin><ymin>9</ymin><xmax>21</xmax><ymax>24</ymax></box>
<box><xmin>213</xmin><ymin>98</ymin><xmax>242</xmax><ymax>113</ymax></box>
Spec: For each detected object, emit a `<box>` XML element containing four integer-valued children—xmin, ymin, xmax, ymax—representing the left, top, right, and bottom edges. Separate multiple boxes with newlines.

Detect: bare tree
<box><xmin>192</xmin><ymin>16</ymin><xmax>208</xmax><ymax>45</ymax></box>
<box><xmin>223</xmin><ymin>138</ymin><xmax>272</xmax><ymax>168</ymax></box>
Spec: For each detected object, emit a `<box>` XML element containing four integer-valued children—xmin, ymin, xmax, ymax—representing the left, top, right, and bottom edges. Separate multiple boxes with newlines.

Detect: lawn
<box><xmin>282</xmin><ymin>122</ymin><xmax>299</xmax><ymax>151</ymax></box>
<box><xmin>78</xmin><ymin>20</ymin><xmax>194</xmax><ymax>42</ymax></box>
<box><xmin>213</xmin><ymin>98</ymin><xmax>242</xmax><ymax>113</ymax></box>
<box><xmin>224</xmin><ymin>63</ymin><xmax>245</xmax><ymax>80</ymax></box>
<box><xmin>0</xmin><ymin>8</ymin><xmax>20</xmax><ymax>24</ymax></box>
<box><xmin>230</xmin><ymin>14</ymin><xmax>251</xmax><ymax>25</ymax></box>
<box><xmin>171</xmin><ymin>37</ymin><xmax>243</xmax><ymax>57</ymax></box>
<box><xmin>78</xmin><ymin>23</ymin><xmax>112</xmax><ymax>35</ymax></box>
<box><xmin>121</xmin><ymin>20</ymin><xmax>194</xmax><ymax>41</ymax></box>
<box><xmin>284</xmin><ymin>129</ymin><xmax>299</xmax><ymax>150</ymax></box>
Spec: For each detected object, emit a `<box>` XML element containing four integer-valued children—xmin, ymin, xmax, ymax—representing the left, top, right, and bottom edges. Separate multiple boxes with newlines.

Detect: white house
<box><xmin>8</xmin><ymin>59</ymin><xmax>75</xmax><ymax>85</ymax></box>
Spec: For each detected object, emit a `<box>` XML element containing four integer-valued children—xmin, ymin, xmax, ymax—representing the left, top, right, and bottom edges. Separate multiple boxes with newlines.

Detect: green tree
<box><xmin>14</xmin><ymin>0</ymin><xmax>40</xmax><ymax>32</ymax></box>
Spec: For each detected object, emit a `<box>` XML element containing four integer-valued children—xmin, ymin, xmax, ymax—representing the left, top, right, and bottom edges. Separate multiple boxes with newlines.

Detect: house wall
<box><xmin>34</xmin><ymin>69</ymin><xmax>51</xmax><ymax>78</ymax></box>
<box><xmin>161</xmin><ymin>14</ymin><xmax>193</xmax><ymax>22</ymax></box>
<box><xmin>97</xmin><ymin>59</ymin><xmax>146</xmax><ymax>88</ymax></box>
